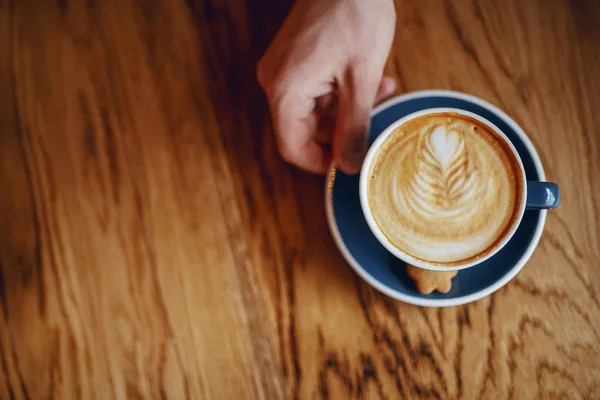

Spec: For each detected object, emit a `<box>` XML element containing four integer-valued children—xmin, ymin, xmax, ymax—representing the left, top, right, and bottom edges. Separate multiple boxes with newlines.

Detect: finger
<box><xmin>320</xmin><ymin>76</ymin><xmax>393</xmax><ymax>137</ymax></box>
<box><xmin>333</xmin><ymin>67</ymin><xmax>380</xmax><ymax>174</ymax></box>
<box><xmin>272</xmin><ymin>97</ymin><xmax>331</xmax><ymax>174</ymax></box>
<box><xmin>374</xmin><ymin>76</ymin><xmax>396</xmax><ymax>104</ymax></box>
<box><xmin>314</xmin><ymin>91</ymin><xmax>338</xmax><ymax>146</ymax></box>
<box><xmin>295</xmin><ymin>138</ymin><xmax>331</xmax><ymax>174</ymax></box>
<box><xmin>315</xmin><ymin>116</ymin><xmax>335</xmax><ymax>146</ymax></box>
<box><xmin>315</xmin><ymin>88</ymin><xmax>339</xmax><ymax>117</ymax></box>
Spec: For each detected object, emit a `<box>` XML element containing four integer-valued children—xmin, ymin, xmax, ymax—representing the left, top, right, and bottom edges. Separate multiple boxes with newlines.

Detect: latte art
<box><xmin>407</xmin><ymin>125</ymin><xmax>481</xmax><ymax>219</ymax></box>
<box><xmin>367</xmin><ymin>113</ymin><xmax>523</xmax><ymax>265</ymax></box>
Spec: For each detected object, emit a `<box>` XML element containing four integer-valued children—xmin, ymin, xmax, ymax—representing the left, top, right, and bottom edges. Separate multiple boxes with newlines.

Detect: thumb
<box><xmin>333</xmin><ymin>70</ymin><xmax>381</xmax><ymax>174</ymax></box>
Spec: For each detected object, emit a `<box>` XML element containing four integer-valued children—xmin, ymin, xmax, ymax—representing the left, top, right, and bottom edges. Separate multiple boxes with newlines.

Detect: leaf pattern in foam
<box><xmin>407</xmin><ymin>124</ymin><xmax>480</xmax><ymax>217</ymax></box>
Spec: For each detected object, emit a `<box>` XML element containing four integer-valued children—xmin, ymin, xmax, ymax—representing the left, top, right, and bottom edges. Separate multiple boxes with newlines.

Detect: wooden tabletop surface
<box><xmin>1</xmin><ymin>0</ymin><xmax>599</xmax><ymax>398</ymax></box>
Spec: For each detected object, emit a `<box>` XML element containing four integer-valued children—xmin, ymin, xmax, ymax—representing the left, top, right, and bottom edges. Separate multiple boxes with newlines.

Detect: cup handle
<box><xmin>526</xmin><ymin>182</ymin><xmax>560</xmax><ymax>210</ymax></box>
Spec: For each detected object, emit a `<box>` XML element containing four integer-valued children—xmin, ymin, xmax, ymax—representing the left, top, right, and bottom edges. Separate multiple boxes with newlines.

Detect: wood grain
<box><xmin>1</xmin><ymin>0</ymin><xmax>599</xmax><ymax>398</ymax></box>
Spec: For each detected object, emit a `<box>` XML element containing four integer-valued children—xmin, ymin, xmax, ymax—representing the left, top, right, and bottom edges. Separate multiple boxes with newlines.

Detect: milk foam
<box><xmin>367</xmin><ymin>113</ymin><xmax>522</xmax><ymax>264</ymax></box>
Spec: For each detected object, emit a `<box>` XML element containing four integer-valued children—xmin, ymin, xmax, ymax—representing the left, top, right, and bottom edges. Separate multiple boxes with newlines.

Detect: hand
<box><xmin>257</xmin><ymin>0</ymin><xmax>397</xmax><ymax>175</ymax></box>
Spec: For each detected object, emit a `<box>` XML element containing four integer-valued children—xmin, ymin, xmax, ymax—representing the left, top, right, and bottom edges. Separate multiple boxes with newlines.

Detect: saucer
<box><xmin>325</xmin><ymin>90</ymin><xmax>548</xmax><ymax>307</ymax></box>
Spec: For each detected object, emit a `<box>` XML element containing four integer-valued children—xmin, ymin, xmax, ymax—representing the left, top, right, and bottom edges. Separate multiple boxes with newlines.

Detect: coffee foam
<box><xmin>367</xmin><ymin>112</ymin><xmax>524</xmax><ymax>265</ymax></box>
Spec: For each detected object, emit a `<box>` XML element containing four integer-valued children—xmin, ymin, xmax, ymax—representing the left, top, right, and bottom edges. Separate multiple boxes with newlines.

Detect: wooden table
<box><xmin>1</xmin><ymin>0</ymin><xmax>599</xmax><ymax>398</ymax></box>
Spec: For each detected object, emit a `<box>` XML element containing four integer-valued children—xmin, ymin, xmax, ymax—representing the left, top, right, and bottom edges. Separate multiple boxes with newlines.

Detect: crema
<box><xmin>366</xmin><ymin>112</ymin><xmax>524</xmax><ymax>265</ymax></box>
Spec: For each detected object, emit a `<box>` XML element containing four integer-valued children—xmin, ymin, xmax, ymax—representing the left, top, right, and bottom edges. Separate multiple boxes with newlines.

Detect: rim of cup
<box><xmin>359</xmin><ymin>107</ymin><xmax>528</xmax><ymax>272</ymax></box>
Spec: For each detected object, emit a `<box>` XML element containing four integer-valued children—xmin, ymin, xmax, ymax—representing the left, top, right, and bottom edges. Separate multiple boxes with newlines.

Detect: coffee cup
<box><xmin>359</xmin><ymin>108</ymin><xmax>559</xmax><ymax>272</ymax></box>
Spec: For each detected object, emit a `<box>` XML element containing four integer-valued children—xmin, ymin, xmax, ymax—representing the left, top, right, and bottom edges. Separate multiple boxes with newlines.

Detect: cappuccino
<box><xmin>366</xmin><ymin>112</ymin><xmax>524</xmax><ymax>266</ymax></box>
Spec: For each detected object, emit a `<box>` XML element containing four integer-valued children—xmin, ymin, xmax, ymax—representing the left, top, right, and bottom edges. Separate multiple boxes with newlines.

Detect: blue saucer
<box><xmin>325</xmin><ymin>90</ymin><xmax>548</xmax><ymax>307</ymax></box>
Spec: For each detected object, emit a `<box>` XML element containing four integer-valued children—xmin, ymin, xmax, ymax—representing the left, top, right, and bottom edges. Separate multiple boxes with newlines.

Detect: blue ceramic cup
<box><xmin>359</xmin><ymin>107</ymin><xmax>560</xmax><ymax>272</ymax></box>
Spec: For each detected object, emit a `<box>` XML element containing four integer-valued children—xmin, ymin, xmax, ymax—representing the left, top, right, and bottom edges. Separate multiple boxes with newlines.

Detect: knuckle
<box><xmin>277</xmin><ymin>139</ymin><xmax>296</xmax><ymax>163</ymax></box>
<box><xmin>263</xmin><ymin>65</ymin><xmax>294</xmax><ymax>103</ymax></box>
<box><xmin>267</xmin><ymin>74</ymin><xmax>287</xmax><ymax>101</ymax></box>
<box><xmin>274</xmin><ymin>124</ymin><xmax>304</xmax><ymax>166</ymax></box>
<box><xmin>257</xmin><ymin>62</ymin><xmax>280</xmax><ymax>97</ymax></box>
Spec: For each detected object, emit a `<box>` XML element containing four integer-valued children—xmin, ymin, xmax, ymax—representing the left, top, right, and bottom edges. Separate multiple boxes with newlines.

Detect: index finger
<box><xmin>271</xmin><ymin>96</ymin><xmax>331</xmax><ymax>174</ymax></box>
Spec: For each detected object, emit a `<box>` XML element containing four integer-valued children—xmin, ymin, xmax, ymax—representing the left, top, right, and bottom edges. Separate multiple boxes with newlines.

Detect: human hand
<box><xmin>257</xmin><ymin>0</ymin><xmax>397</xmax><ymax>174</ymax></box>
